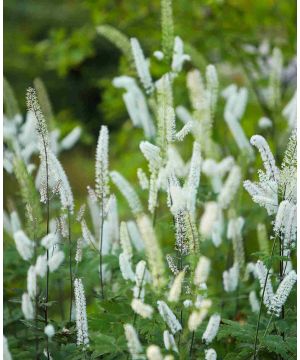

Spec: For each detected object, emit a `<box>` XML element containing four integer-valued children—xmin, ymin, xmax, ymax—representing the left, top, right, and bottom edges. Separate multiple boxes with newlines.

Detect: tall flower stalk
<box><xmin>95</xmin><ymin>125</ymin><xmax>110</xmax><ymax>299</ymax></box>
<box><xmin>26</xmin><ymin>87</ymin><xmax>51</xmax><ymax>359</ymax></box>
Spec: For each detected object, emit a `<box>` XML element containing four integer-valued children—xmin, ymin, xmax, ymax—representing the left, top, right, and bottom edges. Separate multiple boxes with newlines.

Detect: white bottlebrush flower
<box><xmin>136</xmin><ymin>214</ymin><xmax>165</xmax><ymax>288</ymax></box>
<box><xmin>44</xmin><ymin>324</ymin><xmax>55</xmax><ymax>338</ymax></box>
<box><xmin>282</xmin><ymin>90</ymin><xmax>296</xmax><ymax>129</ymax></box>
<box><xmin>175</xmin><ymin>121</ymin><xmax>193</xmax><ymax>141</ymax></box>
<box><xmin>124</xmin><ymin>324</ymin><xmax>144</xmax><ymax>360</ymax></box>
<box><xmin>27</xmin><ymin>265</ymin><xmax>37</xmax><ymax>298</ymax></box>
<box><xmin>119</xmin><ymin>253</ymin><xmax>135</xmax><ymax>281</ymax></box>
<box><xmin>202</xmin><ymin>314</ymin><xmax>221</xmax><ymax>344</ymax></box>
<box><xmin>194</xmin><ymin>256</ymin><xmax>211</xmax><ymax>287</ymax></box>
<box><xmin>75</xmin><ymin>238</ymin><xmax>83</xmax><ymax>263</ymax></box>
<box><xmin>156</xmin><ymin>74</ymin><xmax>176</xmax><ymax>146</ymax></box>
<box><xmin>133</xmin><ymin>260</ymin><xmax>148</xmax><ymax>300</ymax></box>
<box><xmin>250</xmin><ymin>135</ymin><xmax>279</xmax><ymax>182</ymax></box>
<box><xmin>258</xmin><ymin>117</ymin><xmax>272</xmax><ymax>129</ymax></box>
<box><xmin>48</xmin><ymin>250</ymin><xmax>65</xmax><ymax>273</ymax></box>
<box><xmin>3</xmin><ymin>211</ymin><xmax>12</xmax><ymax>235</ymax></box>
<box><xmin>81</xmin><ymin>219</ymin><xmax>96</xmax><ymax>247</ymax></box>
<box><xmin>95</xmin><ymin>125</ymin><xmax>109</xmax><ymax>204</ymax></box>
<box><xmin>48</xmin><ymin>151</ymin><xmax>74</xmax><ymax>213</ymax></box>
<box><xmin>223</xmin><ymin>263</ymin><xmax>239</xmax><ymax>292</ymax></box>
<box><xmin>74</xmin><ymin>278</ymin><xmax>89</xmax><ymax>347</ymax></box>
<box><xmin>171</xmin><ymin>36</ymin><xmax>190</xmax><ymax>73</ymax></box>
<box><xmin>60</xmin><ymin>126</ymin><xmax>81</xmax><ymax>150</ymax></box>
<box><xmin>199</xmin><ymin>202</ymin><xmax>219</xmax><ymax>238</ymax></box>
<box><xmin>41</xmin><ymin>233</ymin><xmax>59</xmax><ymax>249</ymax></box>
<box><xmin>184</xmin><ymin>141</ymin><xmax>201</xmax><ymax>214</ymax></box>
<box><xmin>140</xmin><ymin>141</ymin><xmax>162</xmax><ymax>171</ymax></box>
<box><xmin>137</xmin><ymin>168</ymin><xmax>149</xmax><ymax>190</ymax></box>
<box><xmin>13</xmin><ymin>230</ymin><xmax>34</xmax><ymax>261</ymax></box>
<box><xmin>168</xmin><ymin>271</ymin><xmax>185</xmax><ymax>302</ymax></box>
<box><xmin>273</xmin><ymin>200</ymin><xmax>296</xmax><ymax>248</ymax></box>
<box><xmin>114</xmin><ymin>77</ymin><xmax>155</xmax><ymax>138</ymax></box>
<box><xmin>270</xmin><ymin>270</ymin><xmax>297</xmax><ymax>317</ymax></box>
<box><xmin>153</xmin><ymin>50</ymin><xmax>164</xmax><ymax>60</ymax></box>
<box><xmin>10</xmin><ymin>210</ymin><xmax>21</xmax><ymax>233</ymax></box>
<box><xmin>188</xmin><ymin>299</ymin><xmax>212</xmax><ymax>332</ymax></box>
<box><xmin>146</xmin><ymin>345</ymin><xmax>163</xmax><ymax>360</ymax></box>
<box><xmin>22</xmin><ymin>292</ymin><xmax>35</xmax><ymax>320</ymax></box>
<box><xmin>157</xmin><ymin>301</ymin><xmax>182</xmax><ymax>334</ymax></box>
<box><xmin>3</xmin><ymin>336</ymin><xmax>12</xmax><ymax>360</ymax></box>
<box><xmin>243</xmin><ymin>178</ymin><xmax>278</xmax><ymax>215</ymax></box>
<box><xmin>183</xmin><ymin>300</ymin><xmax>193</xmax><ymax>308</ymax></box>
<box><xmin>120</xmin><ymin>221</ymin><xmax>133</xmax><ymax>258</ymax></box>
<box><xmin>111</xmin><ymin>171</ymin><xmax>143</xmax><ymax>216</ymax></box>
<box><xmin>218</xmin><ymin>165</ymin><xmax>241</xmax><ymax>209</ymax></box>
<box><xmin>166</xmin><ymin>254</ymin><xmax>179</xmax><ymax>275</ymax></box>
<box><xmin>187</xmin><ymin>69</ymin><xmax>207</xmax><ymax>112</ymax></box>
<box><xmin>131</xmin><ymin>38</ymin><xmax>153</xmax><ymax>93</ymax></box>
<box><xmin>35</xmin><ymin>254</ymin><xmax>47</xmax><ymax>278</ymax></box>
<box><xmin>224</xmin><ymin>88</ymin><xmax>253</xmax><ymax>157</ymax></box>
<box><xmin>206</xmin><ymin>64</ymin><xmax>219</xmax><ymax>119</ymax></box>
<box><xmin>227</xmin><ymin>217</ymin><xmax>245</xmax><ymax>268</ymax></box>
<box><xmin>268</xmin><ymin>47</ymin><xmax>282</xmax><ymax>109</ymax></box>
<box><xmin>205</xmin><ymin>348</ymin><xmax>217</xmax><ymax>360</ymax></box>
<box><xmin>163</xmin><ymin>330</ymin><xmax>178</xmax><ymax>353</ymax></box>
<box><xmin>255</xmin><ymin>260</ymin><xmax>274</xmax><ymax>309</ymax></box>
<box><xmin>127</xmin><ymin>221</ymin><xmax>145</xmax><ymax>251</ymax></box>
<box><xmin>249</xmin><ymin>290</ymin><xmax>260</xmax><ymax>313</ymax></box>
<box><xmin>131</xmin><ymin>299</ymin><xmax>153</xmax><ymax>319</ymax></box>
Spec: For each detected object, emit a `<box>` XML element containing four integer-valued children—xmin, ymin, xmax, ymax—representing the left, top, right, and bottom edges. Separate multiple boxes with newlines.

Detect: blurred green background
<box><xmin>4</xmin><ymin>0</ymin><xmax>296</xmax><ymax>200</ymax></box>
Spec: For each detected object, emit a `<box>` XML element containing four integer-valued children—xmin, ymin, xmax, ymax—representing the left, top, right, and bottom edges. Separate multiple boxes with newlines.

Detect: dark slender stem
<box><xmin>68</xmin><ymin>210</ymin><xmax>73</xmax><ymax>321</ymax></box>
<box><xmin>253</xmin><ymin>236</ymin><xmax>277</xmax><ymax>359</ymax></box>
<box><xmin>133</xmin><ymin>266</ymin><xmax>146</xmax><ymax>326</ymax></box>
<box><xmin>41</xmin><ymin>132</ymin><xmax>50</xmax><ymax>360</ymax></box>
<box><xmin>279</xmin><ymin>234</ymin><xmax>284</xmax><ymax>358</ymax></box>
<box><xmin>189</xmin><ymin>331</ymin><xmax>195</xmax><ymax>357</ymax></box>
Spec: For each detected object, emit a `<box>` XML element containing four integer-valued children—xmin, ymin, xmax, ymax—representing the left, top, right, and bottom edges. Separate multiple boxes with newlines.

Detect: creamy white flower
<box><xmin>205</xmin><ymin>348</ymin><xmax>217</xmax><ymax>360</ymax></box>
<box><xmin>163</xmin><ymin>330</ymin><xmax>178</xmax><ymax>353</ymax></box>
<box><xmin>202</xmin><ymin>314</ymin><xmax>221</xmax><ymax>344</ymax></box>
<box><xmin>3</xmin><ymin>335</ymin><xmax>12</xmax><ymax>360</ymax></box>
<box><xmin>255</xmin><ymin>260</ymin><xmax>274</xmax><ymax>310</ymax></box>
<box><xmin>249</xmin><ymin>291</ymin><xmax>260</xmax><ymax>313</ymax></box>
<box><xmin>35</xmin><ymin>254</ymin><xmax>48</xmax><ymax>278</ymax></box>
<box><xmin>27</xmin><ymin>265</ymin><xmax>37</xmax><ymax>298</ymax></box>
<box><xmin>124</xmin><ymin>324</ymin><xmax>144</xmax><ymax>360</ymax></box>
<box><xmin>168</xmin><ymin>271</ymin><xmax>185</xmax><ymax>302</ymax></box>
<box><xmin>13</xmin><ymin>230</ymin><xmax>34</xmax><ymax>261</ymax></box>
<box><xmin>223</xmin><ymin>263</ymin><xmax>239</xmax><ymax>292</ymax></box>
<box><xmin>270</xmin><ymin>270</ymin><xmax>297</xmax><ymax>317</ymax></box>
<box><xmin>41</xmin><ymin>233</ymin><xmax>59</xmax><ymax>249</ymax></box>
<box><xmin>44</xmin><ymin>324</ymin><xmax>55</xmax><ymax>338</ymax></box>
<box><xmin>131</xmin><ymin>299</ymin><xmax>153</xmax><ymax>319</ymax></box>
<box><xmin>157</xmin><ymin>301</ymin><xmax>182</xmax><ymax>334</ymax></box>
<box><xmin>22</xmin><ymin>293</ymin><xmax>35</xmax><ymax>320</ymax></box>
<box><xmin>146</xmin><ymin>345</ymin><xmax>163</xmax><ymax>360</ymax></box>
<box><xmin>119</xmin><ymin>253</ymin><xmax>135</xmax><ymax>281</ymax></box>
<box><xmin>188</xmin><ymin>299</ymin><xmax>212</xmax><ymax>332</ymax></box>
<box><xmin>194</xmin><ymin>256</ymin><xmax>211</xmax><ymax>286</ymax></box>
<box><xmin>48</xmin><ymin>250</ymin><xmax>65</xmax><ymax>273</ymax></box>
<box><xmin>74</xmin><ymin>278</ymin><xmax>89</xmax><ymax>347</ymax></box>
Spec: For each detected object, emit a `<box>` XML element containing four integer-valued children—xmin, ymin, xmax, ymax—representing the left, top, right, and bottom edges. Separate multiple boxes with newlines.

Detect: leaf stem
<box><xmin>253</xmin><ymin>236</ymin><xmax>277</xmax><ymax>359</ymax></box>
<box><xmin>99</xmin><ymin>200</ymin><xmax>105</xmax><ymax>299</ymax></box>
<box><xmin>68</xmin><ymin>209</ymin><xmax>73</xmax><ymax>321</ymax></box>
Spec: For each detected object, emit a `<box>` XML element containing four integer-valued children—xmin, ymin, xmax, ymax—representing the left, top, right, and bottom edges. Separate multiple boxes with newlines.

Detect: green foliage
<box><xmin>4</xmin><ymin>77</ymin><xmax>20</xmax><ymax>119</ymax></box>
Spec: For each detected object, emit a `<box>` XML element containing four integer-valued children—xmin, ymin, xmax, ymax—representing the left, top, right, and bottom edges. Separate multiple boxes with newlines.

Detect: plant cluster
<box><xmin>3</xmin><ymin>1</ymin><xmax>296</xmax><ymax>359</ymax></box>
